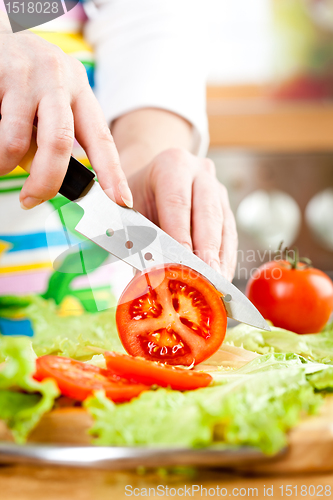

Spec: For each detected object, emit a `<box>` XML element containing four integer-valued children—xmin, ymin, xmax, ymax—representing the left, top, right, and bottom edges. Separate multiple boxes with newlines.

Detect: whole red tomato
<box><xmin>246</xmin><ymin>259</ymin><xmax>333</xmax><ymax>334</ymax></box>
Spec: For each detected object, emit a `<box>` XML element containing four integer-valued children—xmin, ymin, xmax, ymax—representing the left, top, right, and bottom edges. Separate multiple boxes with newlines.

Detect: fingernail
<box><xmin>211</xmin><ymin>260</ymin><xmax>221</xmax><ymax>274</ymax></box>
<box><xmin>20</xmin><ymin>197</ymin><xmax>43</xmax><ymax>210</ymax></box>
<box><xmin>220</xmin><ymin>265</ymin><xmax>232</xmax><ymax>281</ymax></box>
<box><xmin>228</xmin><ymin>270</ymin><xmax>235</xmax><ymax>282</ymax></box>
<box><xmin>118</xmin><ymin>180</ymin><xmax>133</xmax><ymax>209</ymax></box>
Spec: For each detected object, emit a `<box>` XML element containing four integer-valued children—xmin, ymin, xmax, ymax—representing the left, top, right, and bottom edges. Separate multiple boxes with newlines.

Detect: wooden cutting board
<box><xmin>1</xmin><ymin>397</ymin><xmax>333</xmax><ymax>474</ymax></box>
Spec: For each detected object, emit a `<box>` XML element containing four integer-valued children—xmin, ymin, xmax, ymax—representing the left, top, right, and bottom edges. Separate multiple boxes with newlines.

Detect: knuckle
<box><xmin>164</xmin><ymin>192</ymin><xmax>191</xmax><ymax>211</ymax></box>
<box><xmin>49</xmin><ymin>128</ymin><xmax>74</xmax><ymax>153</ymax></box>
<box><xmin>201</xmin><ymin>202</ymin><xmax>223</xmax><ymax>222</ymax></box>
<box><xmin>7</xmin><ymin>55</ymin><xmax>27</xmax><ymax>75</ymax></box>
<box><xmin>43</xmin><ymin>49</ymin><xmax>64</xmax><ymax>76</ymax></box>
<box><xmin>203</xmin><ymin>240</ymin><xmax>221</xmax><ymax>254</ymax></box>
<box><xmin>203</xmin><ymin>158</ymin><xmax>216</xmax><ymax>175</ymax></box>
<box><xmin>96</xmin><ymin>124</ymin><xmax>113</xmax><ymax>144</ymax></box>
<box><xmin>3</xmin><ymin>134</ymin><xmax>30</xmax><ymax>157</ymax></box>
<box><xmin>219</xmin><ymin>183</ymin><xmax>228</xmax><ymax>198</ymax></box>
<box><xmin>73</xmin><ymin>58</ymin><xmax>88</xmax><ymax>78</ymax></box>
<box><xmin>160</xmin><ymin>147</ymin><xmax>191</xmax><ymax>165</ymax></box>
<box><xmin>45</xmin><ymin>48</ymin><xmax>61</xmax><ymax>67</ymax></box>
<box><xmin>150</xmin><ymin>148</ymin><xmax>193</xmax><ymax>184</ymax></box>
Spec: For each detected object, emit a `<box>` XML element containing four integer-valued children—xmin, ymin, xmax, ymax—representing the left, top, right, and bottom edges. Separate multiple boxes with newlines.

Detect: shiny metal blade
<box><xmin>74</xmin><ymin>181</ymin><xmax>270</xmax><ymax>330</ymax></box>
<box><xmin>0</xmin><ymin>442</ymin><xmax>276</xmax><ymax>470</ymax></box>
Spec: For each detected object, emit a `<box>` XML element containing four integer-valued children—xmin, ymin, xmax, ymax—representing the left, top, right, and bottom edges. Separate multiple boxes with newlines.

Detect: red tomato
<box><xmin>34</xmin><ymin>355</ymin><xmax>150</xmax><ymax>402</ymax></box>
<box><xmin>272</xmin><ymin>74</ymin><xmax>333</xmax><ymax>100</ymax></box>
<box><xmin>246</xmin><ymin>260</ymin><xmax>333</xmax><ymax>334</ymax></box>
<box><xmin>104</xmin><ymin>351</ymin><xmax>213</xmax><ymax>391</ymax></box>
<box><xmin>116</xmin><ymin>264</ymin><xmax>227</xmax><ymax>365</ymax></box>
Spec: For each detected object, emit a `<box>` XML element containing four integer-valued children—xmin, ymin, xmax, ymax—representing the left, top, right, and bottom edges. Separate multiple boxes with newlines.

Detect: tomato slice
<box><xmin>34</xmin><ymin>355</ymin><xmax>150</xmax><ymax>402</ymax></box>
<box><xmin>116</xmin><ymin>264</ymin><xmax>227</xmax><ymax>366</ymax></box>
<box><xmin>104</xmin><ymin>351</ymin><xmax>212</xmax><ymax>390</ymax></box>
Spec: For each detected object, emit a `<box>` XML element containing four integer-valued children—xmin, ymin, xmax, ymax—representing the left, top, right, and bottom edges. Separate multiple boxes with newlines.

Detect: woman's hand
<box><xmin>127</xmin><ymin>148</ymin><xmax>238</xmax><ymax>281</ymax></box>
<box><xmin>0</xmin><ymin>18</ymin><xmax>132</xmax><ymax>209</ymax></box>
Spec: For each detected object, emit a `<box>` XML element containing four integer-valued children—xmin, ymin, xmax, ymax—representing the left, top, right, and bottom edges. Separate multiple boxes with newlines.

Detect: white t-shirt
<box><xmin>84</xmin><ymin>0</ymin><xmax>209</xmax><ymax>156</ymax></box>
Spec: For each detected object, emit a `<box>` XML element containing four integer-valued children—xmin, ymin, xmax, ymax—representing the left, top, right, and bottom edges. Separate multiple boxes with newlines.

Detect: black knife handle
<box><xmin>59</xmin><ymin>156</ymin><xmax>95</xmax><ymax>201</ymax></box>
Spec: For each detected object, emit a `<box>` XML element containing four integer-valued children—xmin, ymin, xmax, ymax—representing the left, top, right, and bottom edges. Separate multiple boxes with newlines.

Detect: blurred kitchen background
<box><xmin>205</xmin><ymin>0</ymin><xmax>333</xmax><ymax>289</ymax></box>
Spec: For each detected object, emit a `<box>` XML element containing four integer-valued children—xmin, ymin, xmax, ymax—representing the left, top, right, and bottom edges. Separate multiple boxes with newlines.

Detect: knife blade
<box><xmin>19</xmin><ymin>141</ymin><xmax>270</xmax><ymax>330</ymax></box>
<box><xmin>0</xmin><ymin>442</ymin><xmax>274</xmax><ymax>469</ymax></box>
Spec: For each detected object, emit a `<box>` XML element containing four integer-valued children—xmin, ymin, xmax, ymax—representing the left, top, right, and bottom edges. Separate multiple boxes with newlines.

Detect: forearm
<box><xmin>111</xmin><ymin>108</ymin><xmax>193</xmax><ymax>177</ymax></box>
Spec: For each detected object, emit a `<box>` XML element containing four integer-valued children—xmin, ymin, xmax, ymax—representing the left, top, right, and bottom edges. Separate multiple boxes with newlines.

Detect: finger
<box><xmin>72</xmin><ymin>87</ymin><xmax>133</xmax><ymax>208</ymax></box>
<box><xmin>0</xmin><ymin>94</ymin><xmax>35</xmax><ymax>175</ymax></box>
<box><xmin>152</xmin><ymin>149</ymin><xmax>194</xmax><ymax>250</ymax></box>
<box><xmin>218</xmin><ymin>184</ymin><xmax>238</xmax><ymax>281</ymax></box>
<box><xmin>191</xmin><ymin>171</ymin><xmax>223</xmax><ymax>273</ymax></box>
<box><xmin>20</xmin><ymin>93</ymin><xmax>74</xmax><ymax>209</ymax></box>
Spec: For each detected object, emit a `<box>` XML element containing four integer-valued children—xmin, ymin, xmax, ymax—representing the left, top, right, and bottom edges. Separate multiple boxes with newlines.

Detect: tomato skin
<box><xmin>246</xmin><ymin>260</ymin><xmax>333</xmax><ymax>334</ymax></box>
<box><xmin>116</xmin><ymin>264</ymin><xmax>227</xmax><ymax>366</ymax></box>
<box><xmin>104</xmin><ymin>351</ymin><xmax>212</xmax><ymax>391</ymax></box>
<box><xmin>34</xmin><ymin>355</ymin><xmax>150</xmax><ymax>402</ymax></box>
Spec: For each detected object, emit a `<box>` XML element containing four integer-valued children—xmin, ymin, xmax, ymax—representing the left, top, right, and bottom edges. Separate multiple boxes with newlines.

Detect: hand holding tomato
<box><xmin>246</xmin><ymin>251</ymin><xmax>333</xmax><ymax>334</ymax></box>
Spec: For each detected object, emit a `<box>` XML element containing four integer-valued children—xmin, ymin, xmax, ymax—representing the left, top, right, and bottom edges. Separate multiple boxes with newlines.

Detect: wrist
<box><xmin>111</xmin><ymin>108</ymin><xmax>193</xmax><ymax>177</ymax></box>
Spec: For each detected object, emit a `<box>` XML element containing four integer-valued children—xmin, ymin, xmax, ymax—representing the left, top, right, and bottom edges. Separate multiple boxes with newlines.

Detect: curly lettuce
<box><xmin>0</xmin><ymin>336</ymin><xmax>59</xmax><ymax>443</ymax></box>
<box><xmin>85</xmin><ymin>353</ymin><xmax>328</xmax><ymax>454</ymax></box>
<box><xmin>0</xmin><ymin>295</ymin><xmax>124</xmax><ymax>360</ymax></box>
<box><xmin>225</xmin><ymin>323</ymin><xmax>333</xmax><ymax>364</ymax></box>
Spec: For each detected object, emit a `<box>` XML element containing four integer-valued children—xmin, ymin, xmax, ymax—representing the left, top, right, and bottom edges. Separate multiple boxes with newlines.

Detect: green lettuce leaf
<box><xmin>0</xmin><ymin>336</ymin><xmax>59</xmax><ymax>443</ymax></box>
<box><xmin>307</xmin><ymin>367</ymin><xmax>333</xmax><ymax>392</ymax></box>
<box><xmin>225</xmin><ymin>323</ymin><xmax>333</xmax><ymax>364</ymax></box>
<box><xmin>1</xmin><ymin>295</ymin><xmax>124</xmax><ymax>360</ymax></box>
<box><xmin>85</xmin><ymin>353</ymin><xmax>324</xmax><ymax>454</ymax></box>
<box><xmin>2</xmin><ymin>294</ymin><xmax>333</xmax><ymax>449</ymax></box>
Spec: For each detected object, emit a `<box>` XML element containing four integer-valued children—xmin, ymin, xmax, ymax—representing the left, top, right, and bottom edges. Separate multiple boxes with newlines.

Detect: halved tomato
<box><xmin>104</xmin><ymin>351</ymin><xmax>212</xmax><ymax>390</ymax></box>
<box><xmin>34</xmin><ymin>355</ymin><xmax>150</xmax><ymax>402</ymax></box>
<box><xmin>116</xmin><ymin>264</ymin><xmax>227</xmax><ymax>365</ymax></box>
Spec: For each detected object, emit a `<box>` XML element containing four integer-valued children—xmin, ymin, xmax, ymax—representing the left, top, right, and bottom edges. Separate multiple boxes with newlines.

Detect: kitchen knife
<box><xmin>19</xmin><ymin>130</ymin><xmax>270</xmax><ymax>330</ymax></box>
